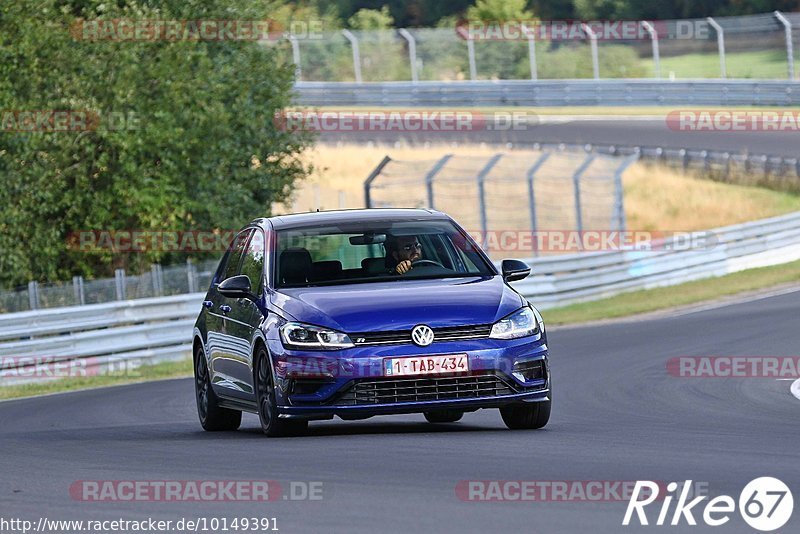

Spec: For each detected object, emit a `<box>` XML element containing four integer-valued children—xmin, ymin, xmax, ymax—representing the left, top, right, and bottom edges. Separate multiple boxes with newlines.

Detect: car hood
<box><xmin>272</xmin><ymin>276</ymin><xmax>524</xmax><ymax>333</ymax></box>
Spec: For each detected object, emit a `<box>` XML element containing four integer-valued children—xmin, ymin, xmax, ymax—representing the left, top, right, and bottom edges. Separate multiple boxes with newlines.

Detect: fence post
<box><xmin>572</xmin><ymin>154</ymin><xmax>596</xmax><ymax>243</ymax></box>
<box><xmin>423</xmin><ymin>154</ymin><xmax>453</xmax><ymax>209</ymax></box>
<box><xmin>114</xmin><ymin>269</ymin><xmax>126</xmax><ymax>301</ymax></box>
<box><xmin>706</xmin><ymin>17</ymin><xmax>727</xmax><ymax>78</ymax></box>
<box><xmin>398</xmin><ymin>29</ymin><xmax>419</xmax><ymax>82</ymax></box>
<box><xmin>363</xmin><ymin>156</ymin><xmax>392</xmax><ymax>208</ymax></box>
<box><xmin>476</xmin><ymin>154</ymin><xmax>503</xmax><ymax>249</ymax></box>
<box><xmin>774</xmin><ymin>11</ymin><xmax>795</xmax><ymax>80</ymax></box>
<box><xmin>151</xmin><ymin>264</ymin><xmax>163</xmax><ymax>296</ymax></box>
<box><xmin>187</xmin><ymin>259</ymin><xmax>197</xmax><ymax>294</ymax></box>
<box><xmin>28</xmin><ymin>281</ymin><xmax>40</xmax><ymax>310</ymax></box>
<box><xmin>641</xmin><ymin>21</ymin><xmax>660</xmax><ymax>79</ymax></box>
<box><xmin>582</xmin><ymin>23</ymin><xmax>600</xmax><ymax>79</ymax></box>
<box><xmin>526</xmin><ymin>152</ymin><xmax>551</xmax><ymax>256</ymax></box>
<box><xmin>341</xmin><ymin>29</ymin><xmax>363</xmax><ymax>83</ymax></box>
<box><xmin>72</xmin><ymin>275</ymin><xmax>85</xmax><ymax>306</ymax></box>
<box><xmin>522</xmin><ymin>24</ymin><xmax>537</xmax><ymax>80</ymax></box>
<box><xmin>613</xmin><ymin>153</ymin><xmax>639</xmax><ymax>232</ymax></box>
<box><xmin>288</xmin><ymin>34</ymin><xmax>302</xmax><ymax>81</ymax></box>
<box><xmin>466</xmin><ymin>38</ymin><xmax>478</xmax><ymax>80</ymax></box>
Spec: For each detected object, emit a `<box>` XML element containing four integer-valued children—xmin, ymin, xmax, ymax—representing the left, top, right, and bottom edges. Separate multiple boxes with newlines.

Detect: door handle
<box><xmin>202</xmin><ymin>300</ymin><xmax>214</xmax><ymax>309</ymax></box>
<box><xmin>220</xmin><ymin>305</ymin><xmax>232</xmax><ymax>314</ymax></box>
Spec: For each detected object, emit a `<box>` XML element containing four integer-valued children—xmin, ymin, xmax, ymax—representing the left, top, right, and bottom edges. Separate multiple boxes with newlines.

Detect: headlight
<box><xmin>280</xmin><ymin>322</ymin><xmax>354</xmax><ymax>350</ymax></box>
<box><xmin>490</xmin><ymin>307</ymin><xmax>540</xmax><ymax>340</ymax></box>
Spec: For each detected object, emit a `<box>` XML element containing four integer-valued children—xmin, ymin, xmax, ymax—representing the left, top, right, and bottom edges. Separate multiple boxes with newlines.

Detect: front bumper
<box><xmin>265</xmin><ymin>333</ymin><xmax>550</xmax><ymax>420</ymax></box>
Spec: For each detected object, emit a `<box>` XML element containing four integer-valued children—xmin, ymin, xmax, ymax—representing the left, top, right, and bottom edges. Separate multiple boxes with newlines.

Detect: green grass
<box><xmin>0</xmin><ymin>358</ymin><xmax>192</xmax><ymax>401</ymax></box>
<box><xmin>545</xmin><ymin>259</ymin><xmax>800</xmax><ymax>325</ymax></box>
<box><xmin>642</xmin><ymin>49</ymin><xmax>795</xmax><ymax>79</ymax></box>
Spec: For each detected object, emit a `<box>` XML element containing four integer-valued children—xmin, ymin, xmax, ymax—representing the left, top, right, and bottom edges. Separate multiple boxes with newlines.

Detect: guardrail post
<box><xmin>582</xmin><ymin>23</ymin><xmax>600</xmax><ymax>79</ymax></box>
<box><xmin>72</xmin><ymin>275</ymin><xmax>85</xmax><ymax>306</ymax></box>
<box><xmin>572</xmin><ymin>154</ymin><xmax>596</xmax><ymax>243</ymax></box>
<box><xmin>341</xmin><ymin>29</ymin><xmax>363</xmax><ymax>83</ymax></box>
<box><xmin>706</xmin><ymin>17</ymin><xmax>727</xmax><ymax>78</ymax></box>
<box><xmin>723</xmin><ymin>152</ymin><xmax>731</xmax><ymax>180</ymax></box>
<box><xmin>423</xmin><ymin>154</ymin><xmax>453</xmax><ymax>209</ymax></box>
<box><xmin>526</xmin><ymin>152</ymin><xmax>551</xmax><ymax>256</ymax></box>
<box><xmin>28</xmin><ymin>281</ymin><xmax>40</xmax><ymax>310</ymax></box>
<box><xmin>477</xmin><ymin>154</ymin><xmax>503</xmax><ymax>248</ymax></box>
<box><xmin>363</xmin><ymin>156</ymin><xmax>392</xmax><ymax>208</ymax></box>
<box><xmin>522</xmin><ymin>24</ymin><xmax>537</xmax><ymax>80</ymax></box>
<box><xmin>151</xmin><ymin>264</ymin><xmax>163</xmax><ymax>296</ymax></box>
<box><xmin>288</xmin><ymin>34</ymin><xmax>302</xmax><ymax>81</ymax></box>
<box><xmin>187</xmin><ymin>259</ymin><xmax>197</xmax><ymax>294</ymax></box>
<box><xmin>680</xmin><ymin>148</ymin><xmax>689</xmax><ymax>172</ymax></box>
<box><xmin>641</xmin><ymin>21</ymin><xmax>660</xmax><ymax>79</ymax></box>
<box><xmin>398</xmin><ymin>29</ymin><xmax>419</xmax><ymax>82</ymax></box>
<box><xmin>114</xmin><ymin>269</ymin><xmax>126</xmax><ymax>301</ymax></box>
<box><xmin>613</xmin><ymin>153</ymin><xmax>639</xmax><ymax>231</ymax></box>
<box><xmin>774</xmin><ymin>11</ymin><xmax>795</xmax><ymax>80</ymax></box>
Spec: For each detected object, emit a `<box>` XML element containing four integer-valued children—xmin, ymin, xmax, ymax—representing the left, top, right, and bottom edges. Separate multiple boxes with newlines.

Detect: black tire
<box><xmin>194</xmin><ymin>345</ymin><xmax>242</xmax><ymax>431</ymax></box>
<box><xmin>500</xmin><ymin>400</ymin><xmax>551</xmax><ymax>430</ymax></box>
<box><xmin>255</xmin><ymin>345</ymin><xmax>308</xmax><ymax>437</ymax></box>
<box><xmin>424</xmin><ymin>410</ymin><xmax>464</xmax><ymax>423</ymax></box>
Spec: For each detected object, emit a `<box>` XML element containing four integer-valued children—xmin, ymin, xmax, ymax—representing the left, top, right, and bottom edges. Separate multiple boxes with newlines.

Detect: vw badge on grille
<box><xmin>411</xmin><ymin>324</ymin><xmax>434</xmax><ymax>347</ymax></box>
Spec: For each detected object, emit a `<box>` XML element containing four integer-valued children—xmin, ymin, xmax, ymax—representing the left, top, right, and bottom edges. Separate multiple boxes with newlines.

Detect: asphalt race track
<box><xmin>319</xmin><ymin>117</ymin><xmax>800</xmax><ymax>158</ymax></box>
<box><xmin>1</xmin><ymin>289</ymin><xmax>798</xmax><ymax>533</ymax></box>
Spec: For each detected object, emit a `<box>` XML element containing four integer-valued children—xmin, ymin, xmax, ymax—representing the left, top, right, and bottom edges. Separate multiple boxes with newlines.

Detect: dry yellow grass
<box><xmin>273</xmin><ymin>144</ymin><xmax>800</xmax><ymax>231</ymax></box>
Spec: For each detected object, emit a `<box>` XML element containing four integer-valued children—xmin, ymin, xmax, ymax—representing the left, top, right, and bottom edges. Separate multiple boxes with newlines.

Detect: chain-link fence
<box><xmin>364</xmin><ymin>149</ymin><xmax>638</xmax><ymax>259</ymax></box>
<box><xmin>0</xmin><ymin>259</ymin><xmax>219</xmax><ymax>314</ymax></box>
<box><xmin>274</xmin><ymin>11</ymin><xmax>800</xmax><ymax>82</ymax></box>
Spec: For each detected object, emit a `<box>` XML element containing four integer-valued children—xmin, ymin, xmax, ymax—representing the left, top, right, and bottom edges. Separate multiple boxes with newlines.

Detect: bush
<box><xmin>0</xmin><ymin>0</ymin><xmax>313</xmax><ymax>288</ymax></box>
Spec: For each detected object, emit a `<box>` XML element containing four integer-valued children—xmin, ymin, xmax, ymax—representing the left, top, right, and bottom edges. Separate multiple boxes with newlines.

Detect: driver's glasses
<box><xmin>402</xmin><ymin>242</ymin><xmax>422</xmax><ymax>251</ymax></box>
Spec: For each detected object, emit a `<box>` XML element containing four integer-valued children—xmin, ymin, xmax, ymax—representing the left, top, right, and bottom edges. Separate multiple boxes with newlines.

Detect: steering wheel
<box><xmin>411</xmin><ymin>259</ymin><xmax>444</xmax><ymax>268</ymax></box>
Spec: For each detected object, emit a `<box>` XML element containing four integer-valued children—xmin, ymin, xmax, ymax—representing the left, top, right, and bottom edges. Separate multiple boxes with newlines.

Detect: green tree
<box><xmin>466</xmin><ymin>0</ymin><xmax>534</xmax><ymax>21</ymax></box>
<box><xmin>0</xmin><ymin>0</ymin><xmax>313</xmax><ymax>288</ymax></box>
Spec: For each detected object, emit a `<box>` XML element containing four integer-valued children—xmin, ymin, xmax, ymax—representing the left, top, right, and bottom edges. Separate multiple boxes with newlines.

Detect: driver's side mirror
<box><xmin>501</xmin><ymin>259</ymin><xmax>531</xmax><ymax>282</ymax></box>
<box><xmin>218</xmin><ymin>274</ymin><xmax>256</xmax><ymax>300</ymax></box>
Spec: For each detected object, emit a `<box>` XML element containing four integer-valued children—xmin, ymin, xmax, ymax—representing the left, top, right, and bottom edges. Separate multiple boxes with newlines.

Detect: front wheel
<box><xmin>194</xmin><ymin>345</ymin><xmax>241</xmax><ymax>431</ymax></box>
<box><xmin>255</xmin><ymin>346</ymin><xmax>308</xmax><ymax>437</ymax></box>
<box><xmin>500</xmin><ymin>400</ymin><xmax>551</xmax><ymax>430</ymax></box>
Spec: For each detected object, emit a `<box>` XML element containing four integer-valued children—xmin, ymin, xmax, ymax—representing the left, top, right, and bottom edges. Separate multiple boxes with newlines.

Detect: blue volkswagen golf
<box><xmin>193</xmin><ymin>209</ymin><xmax>551</xmax><ymax>436</ymax></box>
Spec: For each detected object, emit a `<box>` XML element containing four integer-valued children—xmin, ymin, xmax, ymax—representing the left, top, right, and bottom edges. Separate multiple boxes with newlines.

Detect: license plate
<box><xmin>384</xmin><ymin>354</ymin><xmax>469</xmax><ymax>377</ymax></box>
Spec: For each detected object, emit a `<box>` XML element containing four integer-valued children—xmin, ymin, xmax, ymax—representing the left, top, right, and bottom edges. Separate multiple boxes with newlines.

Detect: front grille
<box><xmin>332</xmin><ymin>372</ymin><xmax>517</xmax><ymax>405</ymax></box>
<box><xmin>351</xmin><ymin>324</ymin><xmax>492</xmax><ymax>346</ymax></box>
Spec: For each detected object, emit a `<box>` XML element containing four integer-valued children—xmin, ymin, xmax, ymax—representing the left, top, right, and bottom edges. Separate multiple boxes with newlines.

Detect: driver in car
<box><xmin>387</xmin><ymin>235</ymin><xmax>423</xmax><ymax>275</ymax></box>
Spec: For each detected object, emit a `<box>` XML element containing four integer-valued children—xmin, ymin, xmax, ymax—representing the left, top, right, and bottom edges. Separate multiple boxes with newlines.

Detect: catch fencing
<box><xmin>0</xmin><ymin>259</ymin><xmax>218</xmax><ymax>314</ymax></box>
<box><xmin>364</xmin><ymin>148</ymin><xmax>638</xmax><ymax>259</ymax></box>
<box><xmin>279</xmin><ymin>12</ymin><xmax>800</xmax><ymax>82</ymax></box>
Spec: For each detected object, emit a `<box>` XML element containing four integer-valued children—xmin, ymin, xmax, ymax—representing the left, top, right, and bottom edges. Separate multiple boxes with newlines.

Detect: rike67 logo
<box><xmin>624</xmin><ymin>478</ymin><xmax>793</xmax><ymax>531</ymax></box>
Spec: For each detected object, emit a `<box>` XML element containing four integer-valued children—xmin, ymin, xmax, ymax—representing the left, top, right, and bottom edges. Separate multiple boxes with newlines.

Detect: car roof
<box><xmin>260</xmin><ymin>208</ymin><xmax>449</xmax><ymax>230</ymax></box>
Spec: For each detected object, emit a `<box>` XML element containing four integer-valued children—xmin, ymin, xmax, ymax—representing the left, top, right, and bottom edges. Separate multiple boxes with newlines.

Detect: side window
<box><xmin>221</xmin><ymin>229</ymin><xmax>253</xmax><ymax>282</ymax></box>
<box><xmin>240</xmin><ymin>229</ymin><xmax>265</xmax><ymax>296</ymax></box>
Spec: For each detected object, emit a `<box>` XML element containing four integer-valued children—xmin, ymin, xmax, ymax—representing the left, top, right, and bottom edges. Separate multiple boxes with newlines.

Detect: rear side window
<box><xmin>239</xmin><ymin>229</ymin><xmax>266</xmax><ymax>295</ymax></box>
<box><xmin>219</xmin><ymin>229</ymin><xmax>253</xmax><ymax>282</ymax></box>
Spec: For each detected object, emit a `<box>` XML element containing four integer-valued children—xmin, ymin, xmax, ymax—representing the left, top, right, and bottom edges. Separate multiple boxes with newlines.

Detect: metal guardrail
<box><xmin>2</xmin><ymin>211</ymin><xmax>799</xmax><ymax>384</ymax></box>
<box><xmin>517</xmin><ymin>211</ymin><xmax>800</xmax><ymax>308</ymax></box>
<box><xmin>294</xmin><ymin>79</ymin><xmax>800</xmax><ymax>107</ymax></box>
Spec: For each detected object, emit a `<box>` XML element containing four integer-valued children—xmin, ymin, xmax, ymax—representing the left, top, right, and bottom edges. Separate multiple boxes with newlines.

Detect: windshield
<box><xmin>274</xmin><ymin>219</ymin><xmax>494</xmax><ymax>288</ymax></box>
